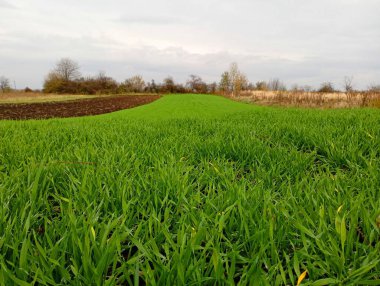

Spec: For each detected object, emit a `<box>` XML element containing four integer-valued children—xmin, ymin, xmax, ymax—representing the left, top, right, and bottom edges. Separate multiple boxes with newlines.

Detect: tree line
<box><xmin>1</xmin><ymin>58</ymin><xmax>380</xmax><ymax>95</ymax></box>
<box><xmin>42</xmin><ymin>58</ymin><xmax>219</xmax><ymax>95</ymax></box>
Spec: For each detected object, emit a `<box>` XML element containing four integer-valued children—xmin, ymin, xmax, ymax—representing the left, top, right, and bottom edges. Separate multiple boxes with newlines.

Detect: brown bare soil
<box><xmin>0</xmin><ymin>95</ymin><xmax>160</xmax><ymax>120</ymax></box>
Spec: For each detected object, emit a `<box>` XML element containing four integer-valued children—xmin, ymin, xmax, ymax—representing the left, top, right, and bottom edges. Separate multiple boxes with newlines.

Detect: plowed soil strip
<box><xmin>0</xmin><ymin>95</ymin><xmax>160</xmax><ymax>120</ymax></box>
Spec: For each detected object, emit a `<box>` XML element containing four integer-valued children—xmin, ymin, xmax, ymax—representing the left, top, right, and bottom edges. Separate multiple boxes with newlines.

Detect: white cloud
<box><xmin>0</xmin><ymin>0</ymin><xmax>16</xmax><ymax>8</ymax></box>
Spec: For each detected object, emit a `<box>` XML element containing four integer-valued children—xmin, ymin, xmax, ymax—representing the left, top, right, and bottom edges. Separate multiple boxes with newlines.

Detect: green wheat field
<box><xmin>1</xmin><ymin>94</ymin><xmax>379</xmax><ymax>285</ymax></box>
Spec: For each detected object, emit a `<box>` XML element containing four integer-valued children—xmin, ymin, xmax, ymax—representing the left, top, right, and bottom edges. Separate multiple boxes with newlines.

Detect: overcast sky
<box><xmin>0</xmin><ymin>0</ymin><xmax>379</xmax><ymax>89</ymax></box>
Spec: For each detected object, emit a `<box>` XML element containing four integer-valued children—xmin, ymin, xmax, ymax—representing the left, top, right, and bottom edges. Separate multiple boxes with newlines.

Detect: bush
<box><xmin>368</xmin><ymin>85</ymin><xmax>380</xmax><ymax>93</ymax></box>
<box><xmin>159</xmin><ymin>77</ymin><xmax>186</xmax><ymax>93</ymax></box>
<box><xmin>119</xmin><ymin>75</ymin><xmax>145</xmax><ymax>93</ymax></box>
<box><xmin>318</xmin><ymin>82</ymin><xmax>335</xmax><ymax>93</ymax></box>
<box><xmin>43</xmin><ymin>73</ymin><xmax>119</xmax><ymax>95</ymax></box>
<box><xmin>186</xmin><ymin>75</ymin><xmax>208</xmax><ymax>94</ymax></box>
<box><xmin>255</xmin><ymin>81</ymin><xmax>268</xmax><ymax>91</ymax></box>
<box><xmin>43</xmin><ymin>72</ymin><xmax>67</xmax><ymax>93</ymax></box>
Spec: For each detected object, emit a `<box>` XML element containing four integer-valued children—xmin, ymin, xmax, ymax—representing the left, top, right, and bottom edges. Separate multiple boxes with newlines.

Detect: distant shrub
<box><xmin>318</xmin><ymin>82</ymin><xmax>335</xmax><ymax>93</ymax></box>
<box><xmin>119</xmin><ymin>75</ymin><xmax>146</xmax><ymax>93</ymax></box>
<box><xmin>144</xmin><ymin>80</ymin><xmax>159</xmax><ymax>93</ymax></box>
<box><xmin>43</xmin><ymin>59</ymin><xmax>119</xmax><ymax>95</ymax></box>
<box><xmin>186</xmin><ymin>75</ymin><xmax>208</xmax><ymax>94</ymax></box>
<box><xmin>43</xmin><ymin>73</ymin><xmax>119</xmax><ymax>95</ymax></box>
<box><xmin>43</xmin><ymin>72</ymin><xmax>67</xmax><ymax>93</ymax></box>
<box><xmin>159</xmin><ymin>77</ymin><xmax>186</xmax><ymax>93</ymax></box>
<box><xmin>255</xmin><ymin>81</ymin><xmax>268</xmax><ymax>91</ymax></box>
<box><xmin>24</xmin><ymin>87</ymin><xmax>33</xmax><ymax>93</ymax></box>
<box><xmin>368</xmin><ymin>85</ymin><xmax>380</xmax><ymax>93</ymax></box>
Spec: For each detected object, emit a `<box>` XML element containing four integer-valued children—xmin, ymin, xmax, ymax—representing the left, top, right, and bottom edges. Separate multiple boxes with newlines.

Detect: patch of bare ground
<box><xmin>0</xmin><ymin>95</ymin><xmax>160</xmax><ymax>120</ymax></box>
<box><xmin>235</xmin><ymin>91</ymin><xmax>380</xmax><ymax>109</ymax></box>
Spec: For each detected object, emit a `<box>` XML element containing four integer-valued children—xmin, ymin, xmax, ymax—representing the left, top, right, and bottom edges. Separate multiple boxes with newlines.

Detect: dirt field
<box><xmin>0</xmin><ymin>95</ymin><xmax>160</xmax><ymax>120</ymax></box>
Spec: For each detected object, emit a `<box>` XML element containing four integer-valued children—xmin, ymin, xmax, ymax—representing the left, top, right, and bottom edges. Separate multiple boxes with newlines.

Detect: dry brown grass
<box><xmin>369</xmin><ymin>97</ymin><xmax>380</xmax><ymax>108</ymax></box>
<box><xmin>236</xmin><ymin>90</ymin><xmax>380</xmax><ymax>109</ymax></box>
<box><xmin>0</xmin><ymin>91</ymin><xmax>102</xmax><ymax>104</ymax></box>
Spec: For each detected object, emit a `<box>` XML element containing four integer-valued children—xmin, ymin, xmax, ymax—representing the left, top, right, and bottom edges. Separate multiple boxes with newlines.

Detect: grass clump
<box><xmin>0</xmin><ymin>94</ymin><xmax>379</xmax><ymax>285</ymax></box>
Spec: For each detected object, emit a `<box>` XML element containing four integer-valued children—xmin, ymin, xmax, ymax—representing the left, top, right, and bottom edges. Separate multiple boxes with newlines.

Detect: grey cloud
<box><xmin>118</xmin><ymin>15</ymin><xmax>184</xmax><ymax>25</ymax></box>
<box><xmin>1</xmin><ymin>0</ymin><xmax>379</xmax><ymax>89</ymax></box>
<box><xmin>0</xmin><ymin>0</ymin><xmax>16</xmax><ymax>9</ymax></box>
<box><xmin>2</xmin><ymin>35</ymin><xmax>380</xmax><ymax>90</ymax></box>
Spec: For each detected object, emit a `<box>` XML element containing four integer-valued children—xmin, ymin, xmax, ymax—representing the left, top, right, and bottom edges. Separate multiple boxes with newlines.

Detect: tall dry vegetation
<box><xmin>232</xmin><ymin>74</ymin><xmax>380</xmax><ymax>108</ymax></box>
<box><xmin>238</xmin><ymin>89</ymin><xmax>380</xmax><ymax>108</ymax></box>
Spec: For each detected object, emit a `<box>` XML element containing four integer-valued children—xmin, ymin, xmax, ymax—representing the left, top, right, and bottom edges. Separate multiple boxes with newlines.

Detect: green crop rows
<box><xmin>0</xmin><ymin>94</ymin><xmax>379</xmax><ymax>285</ymax></box>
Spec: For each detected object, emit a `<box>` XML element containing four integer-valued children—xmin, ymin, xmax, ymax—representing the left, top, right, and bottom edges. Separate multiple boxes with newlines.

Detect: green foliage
<box><xmin>0</xmin><ymin>94</ymin><xmax>379</xmax><ymax>285</ymax></box>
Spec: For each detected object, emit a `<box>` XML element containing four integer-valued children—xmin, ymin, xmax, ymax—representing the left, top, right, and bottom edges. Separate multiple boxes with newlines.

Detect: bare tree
<box><xmin>162</xmin><ymin>76</ymin><xmax>176</xmax><ymax>93</ymax></box>
<box><xmin>121</xmin><ymin>75</ymin><xmax>145</xmax><ymax>93</ymax></box>
<box><xmin>145</xmin><ymin>79</ymin><xmax>158</xmax><ymax>93</ymax></box>
<box><xmin>268</xmin><ymin>78</ymin><xmax>286</xmax><ymax>91</ymax></box>
<box><xmin>343</xmin><ymin>76</ymin><xmax>355</xmax><ymax>103</ymax></box>
<box><xmin>302</xmin><ymin>85</ymin><xmax>313</xmax><ymax>92</ymax></box>
<box><xmin>219</xmin><ymin>63</ymin><xmax>248</xmax><ymax>96</ymax></box>
<box><xmin>229</xmin><ymin>62</ymin><xmax>247</xmax><ymax>96</ymax></box>
<box><xmin>233</xmin><ymin>72</ymin><xmax>248</xmax><ymax>96</ymax></box>
<box><xmin>53</xmin><ymin>58</ymin><xmax>81</xmax><ymax>81</ymax></box>
<box><xmin>343</xmin><ymin>76</ymin><xmax>354</xmax><ymax>93</ymax></box>
<box><xmin>207</xmin><ymin>82</ymin><xmax>218</xmax><ymax>94</ymax></box>
<box><xmin>219</xmin><ymin>71</ymin><xmax>231</xmax><ymax>95</ymax></box>
<box><xmin>0</xmin><ymin>76</ymin><xmax>11</xmax><ymax>93</ymax></box>
<box><xmin>186</xmin><ymin>75</ymin><xmax>207</xmax><ymax>93</ymax></box>
<box><xmin>229</xmin><ymin>63</ymin><xmax>239</xmax><ymax>92</ymax></box>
